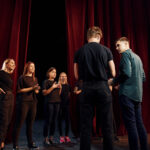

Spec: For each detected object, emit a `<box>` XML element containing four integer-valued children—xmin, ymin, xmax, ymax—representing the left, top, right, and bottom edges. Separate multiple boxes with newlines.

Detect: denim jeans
<box><xmin>119</xmin><ymin>95</ymin><xmax>148</xmax><ymax>150</ymax></box>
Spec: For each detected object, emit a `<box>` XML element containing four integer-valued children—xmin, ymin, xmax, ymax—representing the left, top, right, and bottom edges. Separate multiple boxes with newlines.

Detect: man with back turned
<box><xmin>74</xmin><ymin>26</ymin><xmax>116</xmax><ymax>150</ymax></box>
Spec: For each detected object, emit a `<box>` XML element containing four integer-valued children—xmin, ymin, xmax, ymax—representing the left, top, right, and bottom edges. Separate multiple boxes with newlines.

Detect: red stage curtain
<box><xmin>0</xmin><ymin>0</ymin><xmax>31</xmax><ymax>142</ymax></box>
<box><xmin>65</xmin><ymin>0</ymin><xmax>96</xmax><ymax>135</ymax></box>
<box><xmin>65</xmin><ymin>0</ymin><xmax>150</xmax><ymax>135</ymax></box>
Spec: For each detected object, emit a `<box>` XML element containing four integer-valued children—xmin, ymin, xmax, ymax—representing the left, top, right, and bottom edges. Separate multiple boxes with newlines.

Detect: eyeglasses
<box><xmin>60</xmin><ymin>76</ymin><xmax>67</xmax><ymax>78</ymax></box>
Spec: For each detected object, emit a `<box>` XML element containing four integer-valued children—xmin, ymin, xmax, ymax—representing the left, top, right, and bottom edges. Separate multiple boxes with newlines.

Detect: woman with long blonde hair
<box><xmin>58</xmin><ymin>72</ymin><xmax>71</xmax><ymax>143</ymax></box>
<box><xmin>13</xmin><ymin>61</ymin><xmax>40</xmax><ymax>150</ymax></box>
<box><xmin>0</xmin><ymin>58</ymin><xmax>16</xmax><ymax>150</ymax></box>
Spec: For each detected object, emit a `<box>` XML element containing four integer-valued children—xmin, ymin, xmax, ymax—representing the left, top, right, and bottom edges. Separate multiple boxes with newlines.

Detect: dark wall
<box><xmin>27</xmin><ymin>0</ymin><xmax>67</xmax><ymax>118</ymax></box>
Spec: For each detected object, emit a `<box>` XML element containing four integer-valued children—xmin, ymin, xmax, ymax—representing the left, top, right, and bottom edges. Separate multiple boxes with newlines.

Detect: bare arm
<box><xmin>42</xmin><ymin>82</ymin><xmax>60</xmax><ymax>96</ymax></box>
<box><xmin>74</xmin><ymin>63</ymin><xmax>79</xmax><ymax>80</ymax></box>
<box><xmin>74</xmin><ymin>90</ymin><xmax>82</xmax><ymax>95</ymax></box>
<box><xmin>108</xmin><ymin>60</ymin><xmax>116</xmax><ymax>77</ymax></box>
<box><xmin>0</xmin><ymin>88</ymin><xmax>6</xmax><ymax>94</ymax></box>
<box><xmin>18</xmin><ymin>84</ymin><xmax>40</xmax><ymax>93</ymax></box>
<box><xmin>74</xmin><ymin>86</ymin><xmax>82</xmax><ymax>95</ymax></box>
<box><xmin>42</xmin><ymin>88</ymin><xmax>53</xmax><ymax>96</ymax></box>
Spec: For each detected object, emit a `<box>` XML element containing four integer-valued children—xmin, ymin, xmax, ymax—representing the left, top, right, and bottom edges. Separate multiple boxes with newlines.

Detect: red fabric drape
<box><xmin>0</xmin><ymin>0</ymin><xmax>31</xmax><ymax>142</ymax></box>
<box><xmin>65</xmin><ymin>0</ymin><xmax>96</xmax><ymax>135</ymax></box>
<box><xmin>65</xmin><ymin>0</ymin><xmax>150</xmax><ymax>135</ymax></box>
<box><xmin>65</xmin><ymin>0</ymin><xmax>86</xmax><ymax>135</ymax></box>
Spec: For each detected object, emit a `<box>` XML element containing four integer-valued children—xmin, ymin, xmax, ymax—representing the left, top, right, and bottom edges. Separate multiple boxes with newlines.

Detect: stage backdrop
<box><xmin>65</xmin><ymin>0</ymin><xmax>150</xmax><ymax>135</ymax></box>
<box><xmin>0</xmin><ymin>0</ymin><xmax>31</xmax><ymax>142</ymax></box>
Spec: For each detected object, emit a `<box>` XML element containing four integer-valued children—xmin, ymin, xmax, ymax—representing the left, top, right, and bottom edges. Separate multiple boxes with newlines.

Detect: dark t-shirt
<box><xmin>60</xmin><ymin>84</ymin><xmax>71</xmax><ymax>105</ymax></box>
<box><xmin>42</xmin><ymin>80</ymin><xmax>61</xmax><ymax>103</ymax></box>
<box><xmin>0</xmin><ymin>70</ymin><xmax>13</xmax><ymax>92</ymax></box>
<box><xmin>17</xmin><ymin>75</ymin><xmax>38</xmax><ymax>102</ymax></box>
<box><xmin>74</xmin><ymin>42</ymin><xmax>113</xmax><ymax>82</ymax></box>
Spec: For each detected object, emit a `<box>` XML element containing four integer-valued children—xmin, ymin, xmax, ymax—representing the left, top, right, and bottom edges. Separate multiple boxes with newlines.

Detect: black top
<box><xmin>74</xmin><ymin>42</ymin><xmax>113</xmax><ymax>82</ymax></box>
<box><xmin>17</xmin><ymin>75</ymin><xmax>38</xmax><ymax>102</ymax></box>
<box><xmin>60</xmin><ymin>84</ymin><xmax>71</xmax><ymax>105</ymax></box>
<box><xmin>42</xmin><ymin>80</ymin><xmax>61</xmax><ymax>103</ymax></box>
<box><xmin>0</xmin><ymin>70</ymin><xmax>13</xmax><ymax>92</ymax></box>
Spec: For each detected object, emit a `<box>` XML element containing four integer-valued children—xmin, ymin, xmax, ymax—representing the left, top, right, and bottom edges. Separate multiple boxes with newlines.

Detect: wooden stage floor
<box><xmin>5</xmin><ymin>120</ymin><xmax>150</xmax><ymax>150</ymax></box>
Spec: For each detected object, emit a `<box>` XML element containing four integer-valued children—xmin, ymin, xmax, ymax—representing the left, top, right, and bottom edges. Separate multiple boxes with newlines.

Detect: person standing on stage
<box><xmin>74</xmin><ymin>26</ymin><xmax>116</xmax><ymax>150</ymax></box>
<box><xmin>108</xmin><ymin>37</ymin><xmax>148</xmax><ymax>150</ymax></box>
<box><xmin>58</xmin><ymin>72</ymin><xmax>71</xmax><ymax>143</ymax></box>
<box><xmin>0</xmin><ymin>59</ymin><xmax>16</xmax><ymax>150</ymax></box>
<box><xmin>13</xmin><ymin>61</ymin><xmax>40</xmax><ymax>150</ymax></box>
<box><xmin>42</xmin><ymin>67</ymin><xmax>61</xmax><ymax>146</ymax></box>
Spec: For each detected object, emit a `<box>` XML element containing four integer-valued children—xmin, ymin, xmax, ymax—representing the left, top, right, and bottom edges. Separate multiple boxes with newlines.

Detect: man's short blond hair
<box><xmin>87</xmin><ymin>26</ymin><xmax>103</xmax><ymax>40</ymax></box>
<box><xmin>116</xmin><ymin>37</ymin><xmax>130</xmax><ymax>44</ymax></box>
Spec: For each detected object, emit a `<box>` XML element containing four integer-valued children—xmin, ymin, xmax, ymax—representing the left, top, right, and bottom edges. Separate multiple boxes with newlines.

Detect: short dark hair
<box><xmin>116</xmin><ymin>37</ymin><xmax>130</xmax><ymax>44</ymax></box>
<box><xmin>87</xmin><ymin>26</ymin><xmax>103</xmax><ymax>40</ymax></box>
<box><xmin>46</xmin><ymin>67</ymin><xmax>56</xmax><ymax>78</ymax></box>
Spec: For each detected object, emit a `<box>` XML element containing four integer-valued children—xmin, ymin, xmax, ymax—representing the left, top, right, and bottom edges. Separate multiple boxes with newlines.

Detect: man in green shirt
<box><xmin>108</xmin><ymin>37</ymin><xmax>148</xmax><ymax>150</ymax></box>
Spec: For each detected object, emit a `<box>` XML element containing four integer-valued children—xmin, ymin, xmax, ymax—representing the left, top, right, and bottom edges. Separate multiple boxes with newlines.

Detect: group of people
<box><xmin>73</xmin><ymin>26</ymin><xmax>148</xmax><ymax>150</ymax></box>
<box><xmin>0</xmin><ymin>26</ymin><xmax>149</xmax><ymax>150</ymax></box>
<box><xmin>0</xmin><ymin>61</ymin><xmax>72</xmax><ymax>150</ymax></box>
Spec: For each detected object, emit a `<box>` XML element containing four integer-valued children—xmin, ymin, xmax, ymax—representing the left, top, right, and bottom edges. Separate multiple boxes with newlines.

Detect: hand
<box><xmin>52</xmin><ymin>82</ymin><xmax>60</xmax><ymax>89</ymax></box>
<box><xmin>114</xmin><ymin>85</ymin><xmax>120</xmax><ymax>90</ymax></box>
<box><xmin>108</xmin><ymin>78</ymin><xmax>113</xmax><ymax>86</ymax></box>
<box><xmin>73</xmin><ymin>87</ymin><xmax>78</xmax><ymax>93</ymax></box>
<box><xmin>109</xmin><ymin>85</ymin><xmax>113</xmax><ymax>92</ymax></box>
<box><xmin>57</xmin><ymin>83</ymin><xmax>62</xmax><ymax>89</ymax></box>
<box><xmin>33</xmin><ymin>84</ymin><xmax>40</xmax><ymax>90</ymax></box>
<box><xmin>35</xmin><ymin>86</ymin><xmax>41</xmax><ymax>90</ymax></box>
<box><xmin>0</xmin><ymin>88</ymin><xmax>6</xmax><ymax>94</ymax></box>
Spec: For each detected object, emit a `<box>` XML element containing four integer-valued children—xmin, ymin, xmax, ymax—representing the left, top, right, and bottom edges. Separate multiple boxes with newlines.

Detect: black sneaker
<box><xmin>43</xmin><ymin>139</ymin><xmax>50</xmax><ymax>147</ymax></box>
<box><xmin>13</xmin><ymin>145</ymin><xmax>19</xmax><ymax>150</ymax></box>
<box><xmin>28</xmin><ymin>142</ymin><xmax>39</xmax><ymax>149</ymax></box>
<box><xmin>49</xmin><ymin>138</ymin><xmax>55</xmax><ymax>145</ymax></box>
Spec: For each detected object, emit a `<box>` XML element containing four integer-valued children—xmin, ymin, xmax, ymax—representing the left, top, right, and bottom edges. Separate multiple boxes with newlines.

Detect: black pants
<box><xmin>80</xmin><ymin>81</ymin><xmax>114</xmax><ymax>150</ymax></box>
<box><xmin>43</xmin><ymin>103</ymin><xmax>60</xmax><ymax>137</ymax></box>
<box><xmin>13</xmin><ymin>101</ymin><xmax>37</xmax><ymax>146</ymax></box>
<box><xmin>96</xmin><ymin>104</ymin><xmax>118</xmax><ymax>138</ymax></box>
<box><xmin>58</xmin><ymin>105</ymin><xmax>70</xmax><ymax>136</ymax></box>
<box><xmin>119</xmin><ymin>95</ymin><xmax>148</xmax><ymax>150</ymax></box>
<box><xmin>0</xmin><ymin>91</ymin><xmax>14</xmax><ymax>145</ymax></box>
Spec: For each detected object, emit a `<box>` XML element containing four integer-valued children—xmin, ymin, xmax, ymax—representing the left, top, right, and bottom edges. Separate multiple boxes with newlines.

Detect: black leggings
<box><xmin>13</xmin><ymin>101</ymin><xmax>37</xmax><ymax>146</ymax></box>
<box><xmin>58</xmin><ymin>105</ymin><xmax>70</xmax><ymax>136</ymax></box>
<box><xmin>0</xmin><ymin>91</ymin><xmax>14</xmax><ymax>145</ymax></box>
<box><xmin>43</xmin><ymin>103</ymin><xmax>60</xmax><ymax>137</ymax></box>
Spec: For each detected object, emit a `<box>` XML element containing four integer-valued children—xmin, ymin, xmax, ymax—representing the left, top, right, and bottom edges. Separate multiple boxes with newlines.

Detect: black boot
<box><xmin>13</xmin><ymin>145</ymin><xmax>19</xmax><ymax>150</ymax></box>
<box><xmin>28</xmin><ymin>142</ymin><xmax>39</xmax><ymax>149</ymax></box>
